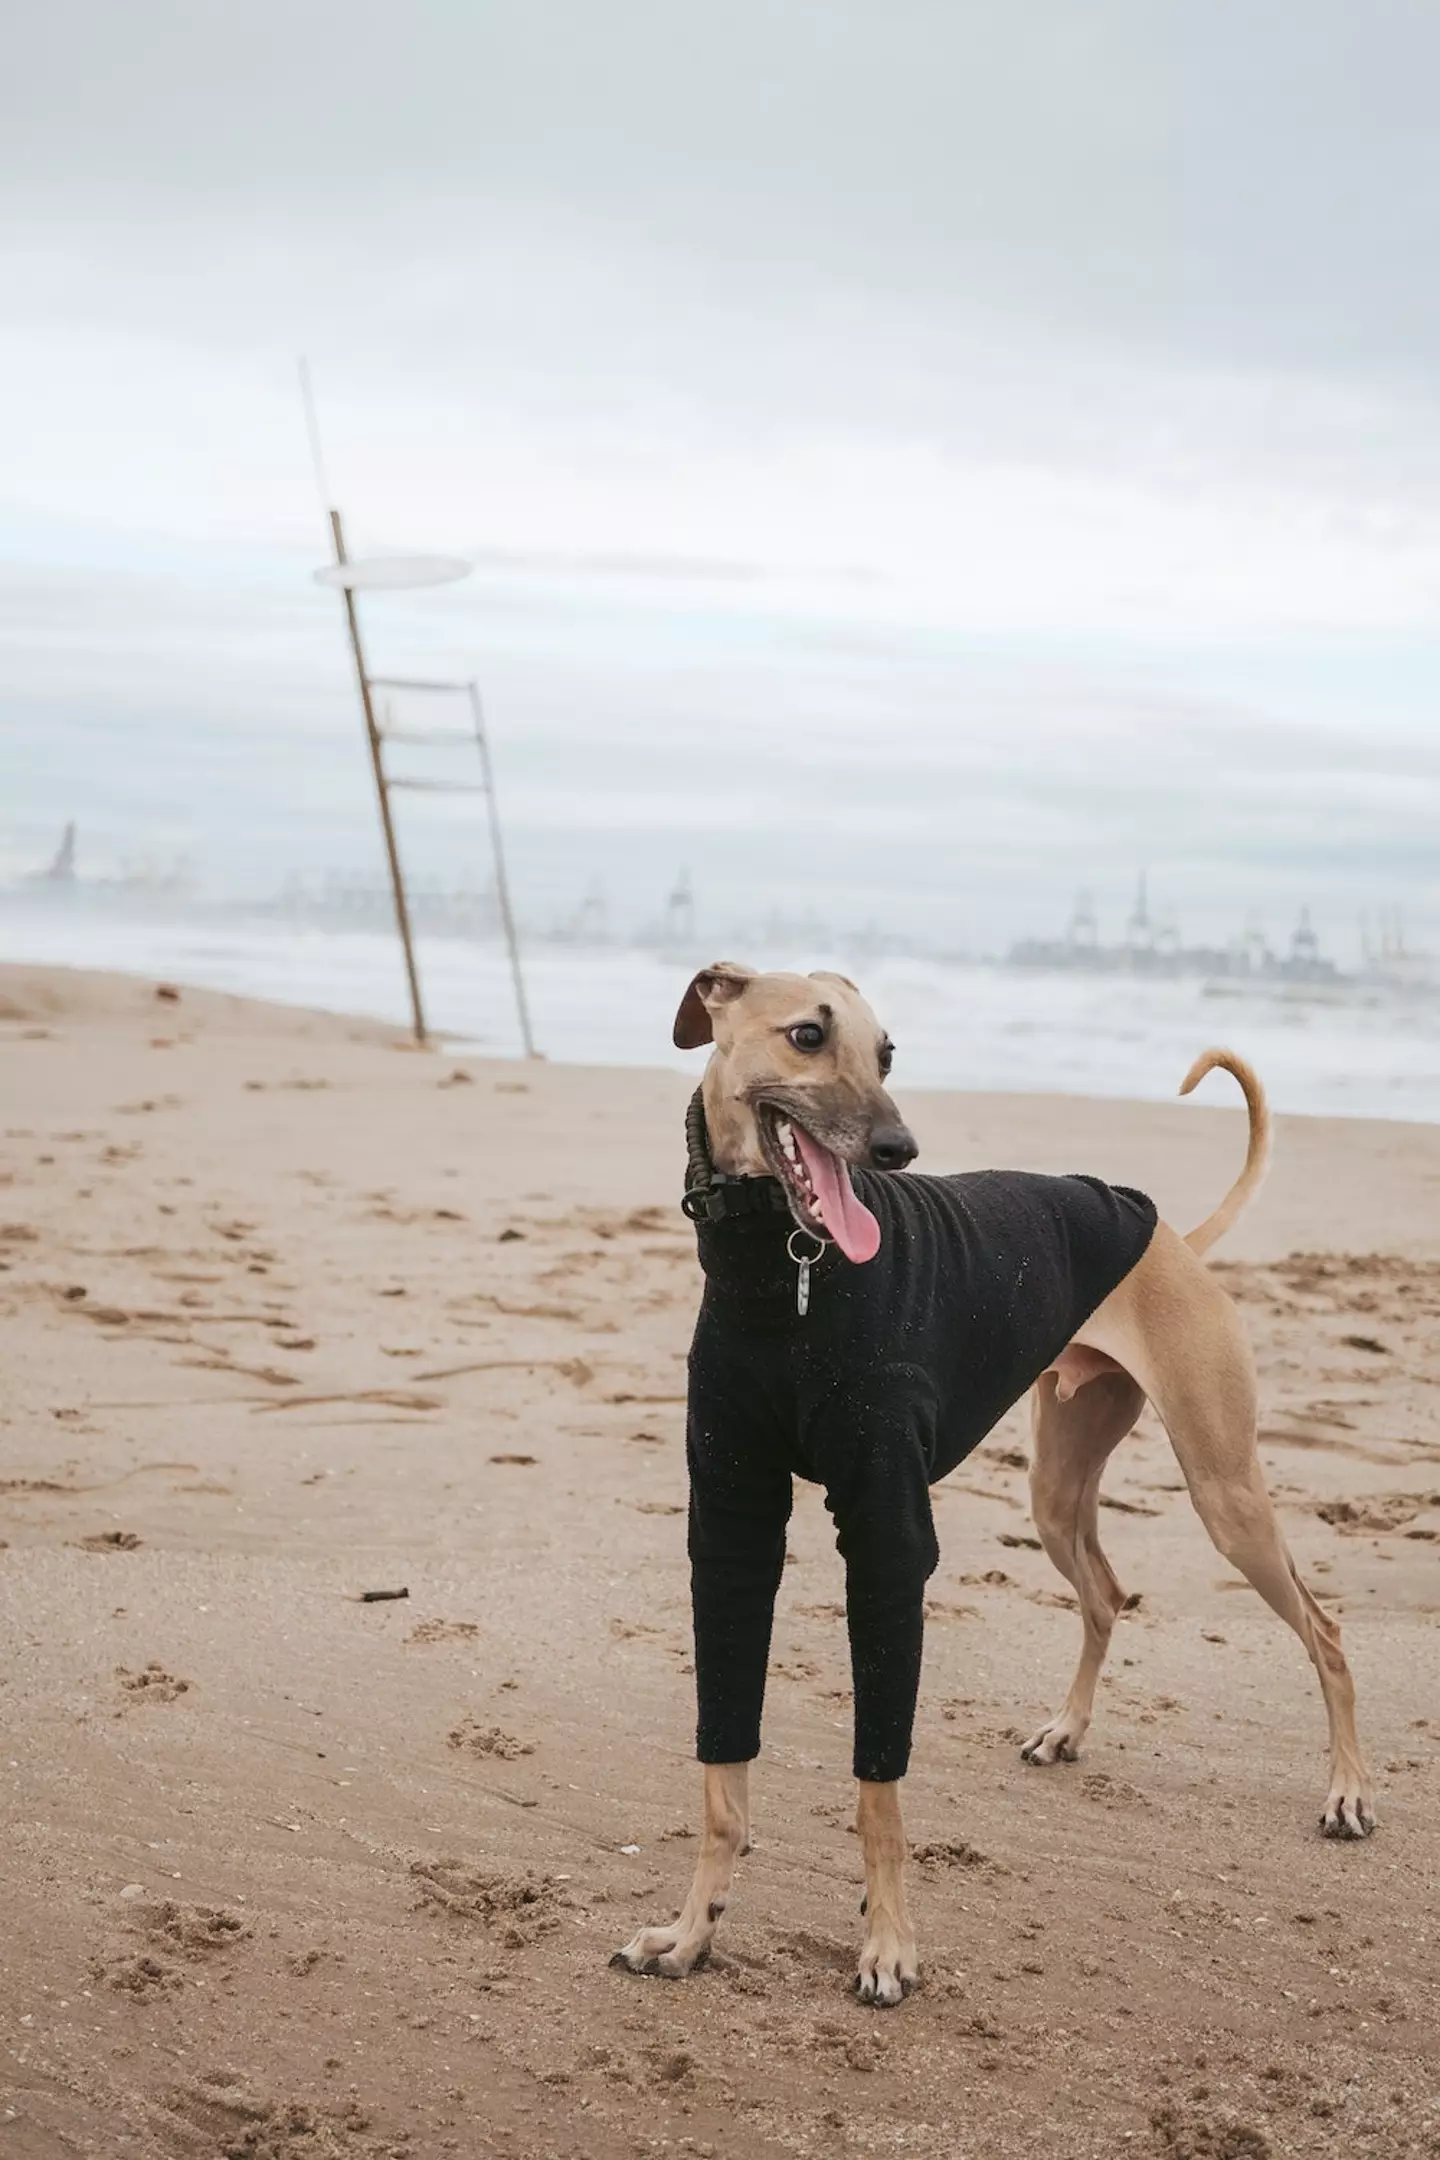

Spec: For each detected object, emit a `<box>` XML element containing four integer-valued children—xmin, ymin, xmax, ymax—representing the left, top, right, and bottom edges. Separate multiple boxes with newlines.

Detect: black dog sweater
<box><xmin>687</xmin><ymin>1166</ymin><xmax>1157</xmax><ymax>1783</ymax></box>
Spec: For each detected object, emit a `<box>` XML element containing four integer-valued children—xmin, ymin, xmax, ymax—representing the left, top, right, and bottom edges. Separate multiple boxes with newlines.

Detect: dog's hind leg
<box><xmin>611</xmin><ymin>1763</ymin><xmax>750</xmax><ymax>1978</ymax></box>
<box><xmin>1143</xmin><ymin>1326</ymin><xmax>1375</xmax><ymax>1838</ymax></box>
<box><xmin>1021</xmin><ymin>1366</ymin><xmax>1146</xmax><ymax>1766</ymax></box>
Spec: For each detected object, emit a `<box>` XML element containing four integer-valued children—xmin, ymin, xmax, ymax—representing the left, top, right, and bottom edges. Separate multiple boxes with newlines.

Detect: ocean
<box><xmin>3</xmin><ymin>901</ymin><xmax>1439</xmax><ymax>1124</ymax></box>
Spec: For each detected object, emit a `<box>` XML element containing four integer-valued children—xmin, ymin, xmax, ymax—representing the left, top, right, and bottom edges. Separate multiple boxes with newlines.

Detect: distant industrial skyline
<box><xmin>7</xmin><ymin>818</ymin><xmax>1430</xmax><ymax>984</ymax></box>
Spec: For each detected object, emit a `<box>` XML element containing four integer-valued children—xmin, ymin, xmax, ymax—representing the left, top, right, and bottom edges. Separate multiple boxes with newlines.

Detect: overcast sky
<box><xmin>3</xmin><ymin>2</ymin><xmax>1440</xmax><ymax>950</ymax></box>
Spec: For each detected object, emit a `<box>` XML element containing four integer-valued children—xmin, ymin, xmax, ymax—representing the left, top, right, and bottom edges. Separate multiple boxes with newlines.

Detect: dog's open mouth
<box><xmin>757</xmin><ymin>1107</ymin><xmax>881</xmax><ymax>1265</ymax></box>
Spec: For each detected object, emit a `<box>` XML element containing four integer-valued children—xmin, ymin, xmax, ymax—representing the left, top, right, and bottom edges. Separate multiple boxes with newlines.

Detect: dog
<box><xmin>612</xmin><ymin>963</ymin><xmax>1374</xmax><ymax>2007</ymax></box>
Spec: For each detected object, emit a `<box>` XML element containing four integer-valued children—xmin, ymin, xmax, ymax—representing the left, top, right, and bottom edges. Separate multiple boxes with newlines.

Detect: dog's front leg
<box><xmin>855</xmin><ymin>1778</ymin><xmax>917</xmax><ymax>2005</ymax></box>
<box><xmin>611</xmin><ymin>1762</ymin><xmax>749</xmax><ymax>1979</ymax></box>
<box><xmin>829</xmin><ymin>1410</ymin><xmax>935</xmax><ymax>2006</ymax></box>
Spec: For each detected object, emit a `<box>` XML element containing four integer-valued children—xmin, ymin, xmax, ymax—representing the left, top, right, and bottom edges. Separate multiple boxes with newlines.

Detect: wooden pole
<box><xmin>330</xmin><ymin>508</ymin><xmax>428</xmax><ymax>1045</ymax></box>
<box><xmin>467</xmin><ymin>681</ymin><xmax>537</xmax><ymax>1058</ymax></box>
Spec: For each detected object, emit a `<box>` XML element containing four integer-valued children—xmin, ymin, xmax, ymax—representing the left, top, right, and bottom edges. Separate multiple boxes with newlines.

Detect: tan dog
<box><xmin>614</xmin><ymin>964</ymin><xmax>1374</xmax><ymax>2006</ymax></box>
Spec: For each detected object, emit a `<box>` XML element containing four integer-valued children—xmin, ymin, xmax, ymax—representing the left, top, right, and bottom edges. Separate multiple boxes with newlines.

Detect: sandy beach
<box><xmin>2</xmin><ymin>962</ymin><xmax>1438</xmax><ymax>2160</ymax></box>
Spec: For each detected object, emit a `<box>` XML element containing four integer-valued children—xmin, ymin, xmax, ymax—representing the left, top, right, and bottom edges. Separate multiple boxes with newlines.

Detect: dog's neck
<box><xmin>700</xmin><ymin>1061</ymin><xmax>768</xmax><ymax>1178</ymax></box>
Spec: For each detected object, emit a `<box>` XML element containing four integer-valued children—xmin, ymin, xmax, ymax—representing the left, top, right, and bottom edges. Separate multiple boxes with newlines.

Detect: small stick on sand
<box><xmin>358</xmin><ymin>1587</ymin><xmax>409</xmax><ymax>1603</ymax></box>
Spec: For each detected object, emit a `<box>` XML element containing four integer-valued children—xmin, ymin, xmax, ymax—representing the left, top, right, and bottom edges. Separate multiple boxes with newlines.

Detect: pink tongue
<box><xmin>792</xmin><ymin>1127</ymin><xmax>881</xmax><ymax>1264</ymax></box>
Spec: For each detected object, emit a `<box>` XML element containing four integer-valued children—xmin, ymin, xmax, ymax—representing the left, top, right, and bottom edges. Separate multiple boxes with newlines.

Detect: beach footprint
<box><xmin>116</xmin><ymin>1662</ymin><xmax>190</xmax><ymax>1704</ymax></box>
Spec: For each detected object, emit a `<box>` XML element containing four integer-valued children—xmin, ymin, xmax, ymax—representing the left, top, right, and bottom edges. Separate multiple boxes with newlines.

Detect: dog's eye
<box><xmin>787</xmin><ymin>1022</ymin><xmax>826</xmax><ymax>1053</ymax></box>
<box><xmin>878</xmin><ymin>1040</ymin><xmax>894</xmax><ymax>1077</ymax></box>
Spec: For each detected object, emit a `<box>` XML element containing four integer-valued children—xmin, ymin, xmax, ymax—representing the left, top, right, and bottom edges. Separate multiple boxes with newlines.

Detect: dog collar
<box><xmin>681</xmin><ymin>1087</ymin><xmax>792</xmax><ymax>1224</ymax></box>
<box><xmin>680</xmin><ymin>1173</ymin><xmax>792</xmax><ymax>1224</ymax></box>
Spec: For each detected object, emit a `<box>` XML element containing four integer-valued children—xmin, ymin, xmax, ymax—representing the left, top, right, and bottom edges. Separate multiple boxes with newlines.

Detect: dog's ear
<box><xmin>672</xmin><ymin>962</ymin><xmax>756</xmax><ymax>1049</ymax></box>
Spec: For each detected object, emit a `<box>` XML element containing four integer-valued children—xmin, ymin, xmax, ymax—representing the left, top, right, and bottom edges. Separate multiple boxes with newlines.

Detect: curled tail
<box><xmin>1179</xmin><ymin>1047</ymin><xmax>1271</xmax><ymax>1257</ymax></box>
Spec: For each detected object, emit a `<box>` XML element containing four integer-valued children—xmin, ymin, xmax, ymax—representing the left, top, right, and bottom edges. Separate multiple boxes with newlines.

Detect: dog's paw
<box><xmin>1321</xmin><ymin>1779</ymin><xmax>1376</xmax><ymax>1840</ymax></box>
<box><xmin>610</xmin><ymin>1922</ymin><xmax>712</xmax><ymax>1979</ymax></box>
<box><xmin>854</xmin><ymin>1924</ymin><xmax>918</xmax><ymax>2009</ymax></box>
<box><xmin>1020</xmin><ymin>1718</ymin><xmax>1081</xmax><ymax>1766</ymax></box>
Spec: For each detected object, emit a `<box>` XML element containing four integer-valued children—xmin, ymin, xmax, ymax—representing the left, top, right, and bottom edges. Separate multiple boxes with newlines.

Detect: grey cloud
<box><xmin>6</xmin><ymin>1</ymin><xmax>1440</xmax><ymax>385</ymax></box>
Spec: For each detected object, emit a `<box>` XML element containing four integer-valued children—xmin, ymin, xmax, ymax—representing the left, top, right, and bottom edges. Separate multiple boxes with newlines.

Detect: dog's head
<box><xmin>673</xmin><ymin>962</ymin><xmax>917</xmax><ymax>1263</ymax></box>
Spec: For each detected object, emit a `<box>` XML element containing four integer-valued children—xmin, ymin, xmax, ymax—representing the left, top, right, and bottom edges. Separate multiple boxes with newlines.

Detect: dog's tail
<box><xmin>1179</xmin><ymin>1048</ymin><xmax>1271</xmax><ymax>1258</ymax></box>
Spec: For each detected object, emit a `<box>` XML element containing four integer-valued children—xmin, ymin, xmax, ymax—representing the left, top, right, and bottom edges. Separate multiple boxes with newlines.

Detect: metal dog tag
<box><xmin>786</xmin><ymin>1229</ymin><xmax>828</xmax><ymax>1319</ymax></box>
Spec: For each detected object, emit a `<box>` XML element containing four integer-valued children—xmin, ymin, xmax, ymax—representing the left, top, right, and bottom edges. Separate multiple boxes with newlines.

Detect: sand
<box><xmin>1</xmin><ymin>961</ymin><xmax>1437</xmax><ymax>2160</ymax></box>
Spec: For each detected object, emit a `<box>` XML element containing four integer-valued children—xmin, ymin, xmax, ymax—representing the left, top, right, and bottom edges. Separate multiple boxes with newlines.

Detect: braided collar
<box><xmin>680</xmin><ymin>1088</ymin><xmax>791</xmax><ymax>1224</ymax></box>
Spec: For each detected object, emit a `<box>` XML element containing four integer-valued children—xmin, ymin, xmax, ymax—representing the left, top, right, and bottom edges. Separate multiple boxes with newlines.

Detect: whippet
<box><xmin>612</xmin><ymin>964</ymin><xmax>1373</xmax><ymax>2007</ymax></box>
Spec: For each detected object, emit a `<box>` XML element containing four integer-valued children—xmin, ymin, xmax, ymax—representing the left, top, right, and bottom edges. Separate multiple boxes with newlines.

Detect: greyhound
<box><xmin>613</xmin><ymin>963</ymin><xmax>1373</xmax><ymax>2007</ymax></box>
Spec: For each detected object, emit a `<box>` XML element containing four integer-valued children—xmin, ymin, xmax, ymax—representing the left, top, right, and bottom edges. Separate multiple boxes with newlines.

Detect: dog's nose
<box><xmin>868</xmin><ymin>1121</ymin><xmax>917</xmax><ymax>1171</ymax></box>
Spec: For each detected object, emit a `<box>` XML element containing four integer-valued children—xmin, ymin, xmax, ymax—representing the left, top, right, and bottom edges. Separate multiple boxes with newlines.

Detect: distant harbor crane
<box><xmin>1124</xmin><ymin>869</ymin><xmax>1153</xmax><ymax>952</ymax></box>
<box><xmin>29</xmin><ymin>822</ymin><xmax>77</xmax><ymax>885</ymax></box>
<box><xmin>1067</xmin><ymin>888</ymin><xmax>1098</xmax><ymax>950</ymax></box>
<box><xmin>663</xmin><ymin>869</ymin><xmax>696</xmax><ymax>946</ymax></box>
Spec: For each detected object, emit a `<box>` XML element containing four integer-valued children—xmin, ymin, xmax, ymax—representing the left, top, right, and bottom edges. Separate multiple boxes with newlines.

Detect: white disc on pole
<box><xmin>314</xmin><ymin>555</ymin><xmax>472</xmax><ymax>592</ymax></box>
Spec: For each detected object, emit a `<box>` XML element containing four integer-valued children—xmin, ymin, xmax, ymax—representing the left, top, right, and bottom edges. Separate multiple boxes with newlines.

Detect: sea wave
<box><xmin>2</xmin><ymin>904</ymin><xmax>1438</xmax><ymax>1122</ymax></box>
